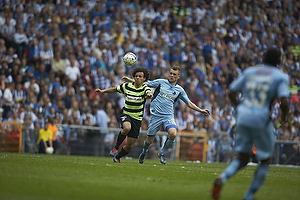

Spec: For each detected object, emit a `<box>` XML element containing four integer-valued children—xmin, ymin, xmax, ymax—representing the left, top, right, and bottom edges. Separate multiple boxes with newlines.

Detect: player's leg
<box><xmin>139</xmin><ymin>115</ymin><xmax>161</xmax><ymax>164</ymax></box>
<box><xmin>114</xmin><ymin>137</ymin><xmax>137</xmax><ymax>163</ymax></box>
<box><xmin>211</xmin><ymin>125</ymin><xmax>252</xmax><ymax>200</ymax></box>
<box><xmin>139</xmin><ymin>136</ymin><xmax>155</xmax><ymax>164</ymax></box>
<box><xmin>110</xmin><ymin>114</ymin><xmax>131</xmax><ymax>156</ymax></box>
<box><xmin>243</xmin><ymin>122</ymin><xmax>274</xmax><ymax>200</ymax></box>
<box><xmin>159</xmin><ymin>117</ymin><xmax>177</xmax><ymax>164</ymax></box>
<box><xmin>114</xmin><ymin>118</ymin><xmax>141</xmax><ymax>163</ymax></box>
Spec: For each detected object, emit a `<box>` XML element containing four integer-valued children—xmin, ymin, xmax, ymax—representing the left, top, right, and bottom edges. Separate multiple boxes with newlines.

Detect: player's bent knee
<box><xmin>168</xmin><ymin>128</ymin><xmax>177</xmax><ymax>140</ymax></box>
<box><xmin>169</xmin><ymin>133</ymin><xmax>176</xmax><ymax>140</ymax></box>
<box><xmin>122</xmin><ymin>127</ymin><xmax>131</xmax><ymax>134</ymax></box>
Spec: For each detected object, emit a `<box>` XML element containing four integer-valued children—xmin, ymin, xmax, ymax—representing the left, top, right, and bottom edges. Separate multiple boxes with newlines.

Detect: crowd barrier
<box><xmin>1</xmin><ymin>123</ymin><xmax>299</xmax><ymax>165</ymax></box>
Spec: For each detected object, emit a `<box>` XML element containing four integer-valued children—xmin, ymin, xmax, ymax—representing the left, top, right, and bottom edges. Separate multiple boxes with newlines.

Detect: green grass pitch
<box><xmin>0</xmin><ymin>153</ymin><xmax>299</xmax><ymax>200</ymax></box>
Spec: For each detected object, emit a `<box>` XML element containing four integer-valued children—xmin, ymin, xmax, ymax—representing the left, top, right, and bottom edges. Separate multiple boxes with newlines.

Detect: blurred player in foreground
<box><xmin>95</xmin><ymin>67</ymin><xmax>152</xmax><ymax>163</ymax></box>
<box><xmin>211</xmin><ymin>48</ymin><xmax>289</xmax><ymax>200</ymax></box>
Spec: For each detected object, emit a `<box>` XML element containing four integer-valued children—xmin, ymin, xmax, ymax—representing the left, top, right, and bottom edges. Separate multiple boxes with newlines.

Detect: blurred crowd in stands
<box><xmin>0</xmin><ymin>0</ymin><xmax>300</xmax><ymax>165</ymax></box>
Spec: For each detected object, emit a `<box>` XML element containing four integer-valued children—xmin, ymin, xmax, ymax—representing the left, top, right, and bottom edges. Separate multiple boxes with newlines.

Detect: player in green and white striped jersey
<box><xmin>95</xmin><ymin>67</ymin><xmax>152</xmax><ymax>163</ymax></box>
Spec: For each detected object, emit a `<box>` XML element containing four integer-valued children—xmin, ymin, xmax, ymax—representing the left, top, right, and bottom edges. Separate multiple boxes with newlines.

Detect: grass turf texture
<box><xmin>0</xmin><ymin>153</ymin><xmax>299</xmax><ymax>200</ymax></box>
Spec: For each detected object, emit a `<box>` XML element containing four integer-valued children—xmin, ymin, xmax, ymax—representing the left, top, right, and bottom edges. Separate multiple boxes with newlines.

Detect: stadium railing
<box><xmin>214</xmin><ymin>137</ymin><xmax>300</xmax><ymax>165</ymax></box>
<box><xmin>2</xmin><ymin>123</ymin><xmax>299</xmax><ymax>166</ymax></box>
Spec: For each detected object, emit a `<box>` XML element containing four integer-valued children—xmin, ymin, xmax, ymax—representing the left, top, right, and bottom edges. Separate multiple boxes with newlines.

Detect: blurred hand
<box><xmin>94</xmin><ymin>88</ymin><xmax>103</xmax><ymax>93</ymax></box>
<box><xmin>200</xmin><ymin>109</ymin><xmax>210</xmax><ymax>115</ymax></box>
<box><xmin>145</xmin><ymin>92</ymin><xmax>153</xmax><ymax>99</ymax></box>
<box><xmin>121</xmin><ymin>76</ymin><xmax>134</xmax><ymax>83</ymax></box>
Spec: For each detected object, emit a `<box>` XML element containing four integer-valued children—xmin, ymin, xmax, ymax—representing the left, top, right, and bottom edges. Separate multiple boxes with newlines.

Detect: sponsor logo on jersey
<box><xmin>160</xmin><ymin>92</ymin><xmax>176</xmax><ymax>100</ymax></box>
<box><xmin>126</xmin><ymin>95</ymin><xmax>143</xmax><ymax>101</ymax></box>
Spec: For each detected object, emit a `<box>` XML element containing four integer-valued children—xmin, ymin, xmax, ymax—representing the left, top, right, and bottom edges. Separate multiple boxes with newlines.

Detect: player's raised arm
<box><xmin>94</xmin><ymin>87</ymin><xmax>117</xmax><ymax>94</ymax></box>
<box><xmin>121</xmin><ymin>76</ymin><xmax>135</xmax><ymax>83</ymax></box>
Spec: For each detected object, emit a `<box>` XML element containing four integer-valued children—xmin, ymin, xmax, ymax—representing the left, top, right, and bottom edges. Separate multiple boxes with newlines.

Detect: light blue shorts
<box><xmin>147</xmin><ymin>114</ymin><xmax>177</xmax><ymax>137</ymax></box>
<box><xmin>234</xmin><ymin>121</ymin><xmax>275</xmax><ymax>160</ymax></box>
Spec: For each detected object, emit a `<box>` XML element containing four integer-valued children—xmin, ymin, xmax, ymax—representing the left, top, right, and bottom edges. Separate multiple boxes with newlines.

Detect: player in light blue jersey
<box><xmin>211</xmin><ymin>48</ymin><xmax>290</xmax><ymax>200</ymax></box>
<box><xmin>136</xmin><ymin>66</ymin><xmax>210</xmax><ymax>164</ymax></box>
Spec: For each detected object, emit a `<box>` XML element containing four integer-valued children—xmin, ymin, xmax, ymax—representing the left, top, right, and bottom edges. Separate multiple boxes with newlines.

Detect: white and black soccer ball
<box><xmin>123</xmin><ymin>52</ymin><xmax>137</xmax><ymax>66</ymax></box>
<box><xmin>46</xmin><ymin>147</ymin><xmax>54</xmax><ymax>154</ymax></box>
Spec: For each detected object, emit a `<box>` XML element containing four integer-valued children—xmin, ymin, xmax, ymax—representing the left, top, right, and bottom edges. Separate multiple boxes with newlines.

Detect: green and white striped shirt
<box><xmin>117</xmin><ymin>82</ymin><xmax>151</xmax><ymax>121</ymax></box>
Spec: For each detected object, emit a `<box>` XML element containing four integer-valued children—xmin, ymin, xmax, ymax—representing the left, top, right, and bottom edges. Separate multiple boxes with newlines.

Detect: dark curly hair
<box><xmin>263</xmin><ymin>48</ymin><xmax>282</xmax><ymax>67</ymax></box>
<box><xmin>132</xmin><ymin>67</ymin><xmax>150</xmax><ymax>81</ymax></box>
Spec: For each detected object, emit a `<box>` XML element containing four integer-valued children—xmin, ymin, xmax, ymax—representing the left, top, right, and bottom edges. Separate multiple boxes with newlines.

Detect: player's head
<box><xmin>263</xmin><ymin>48</ymin><xmax>282</xmax><ymax>67</ymax></box>
<box><xmin>132</xmin><ymin>67</ymin><xmax>150</xmax><ymax>81</ymax></box>
<box><xmin>168</xmin><ymin>66</ymin><xmax>181</xmax><ymax>84</ymax></box>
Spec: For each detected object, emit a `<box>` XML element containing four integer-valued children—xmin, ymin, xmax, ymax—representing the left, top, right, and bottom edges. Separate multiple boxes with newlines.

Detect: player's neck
<box><xmin>134</xmin><ymin>82</ymin><xmax>142</xmax><ymax>88</ymax></box>
<box><xmin>169</xmin><ymin>80</ymin><xmax>177</xmax><ymax>85</ymax></box>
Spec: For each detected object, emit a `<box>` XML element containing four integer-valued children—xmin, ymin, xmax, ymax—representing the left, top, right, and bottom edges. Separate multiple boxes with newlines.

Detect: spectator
<box><xmin>23</xmin><ymin>119</ymin><xmax>38</xmax><ymax>153</ymax></box>
<box><xmin>36</xmin><ymin>120</ymin><xmax>53</xmax><ymax>154</ymax></box>
<box><xmin>104</xmin><ymin>121</ymin><xmax>117</xmax><ymax>156</ymax></box>
<box><xmin>4</xmin><ymin>124</ymin><xmax>20</xmax><ymax>142</ymax></box>
<box><xmin>24</xmin><ymin>75</ymin><xmax>40</xmax><ymax>95</ymax></box>
<box><xmin>2</xmin><ymin>81</ymin><xmax>15</xmax><ymax>118</ymax></box>
<box><xmin>40</xmin><ymin>42</ymin><xmax>54</xmax><ymax>72</ymax></box>
<box><xmin>207</xmin><ymin>130</ymin><xmax>217</xmax><ymax>163</ymax></box>
<box><xmin>13</xmin><ymin>82</ymin><xmax>26</xmax><ymax>104</ymax></box>
<box><xmin>48</xmin><ymin>117</ymin><xmax>59</xmax><ymax>154</ymax></box>
<box><xmin>65</xmin><ymin>56</ymin><xmax>81</xmax><ymax>83</ymax></box>
<box><xmin>14</xmin><ymin>25</ymin><xmax>29</xmax><ymax>59</ymax></box>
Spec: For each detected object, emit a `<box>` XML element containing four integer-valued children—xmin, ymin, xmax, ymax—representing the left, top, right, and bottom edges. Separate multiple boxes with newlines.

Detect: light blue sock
<box><xmin>142</xmin><ymin>140</ymin><xmax>150</xmax><ymax>154</ymax></box>
<box><xmin>243</xmin><ymin>164</ymin><xmax>269</xmax><ymax>200</ymax></box>
<box><xmin>160</xmin><ymin>138</ymin><xmax>175</xmax><ymax>155</ymax></box>
<box><xmin>221</xmin><ymin>159</ymin><xmax>244</xmax><ymax>184</ymax></box>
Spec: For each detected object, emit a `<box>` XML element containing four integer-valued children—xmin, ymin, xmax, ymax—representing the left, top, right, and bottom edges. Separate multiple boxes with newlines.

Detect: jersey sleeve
<box><xmin>179</xmin><ymin>87</ymin><xmax>190</xmax><ymax>104</ymax></box>
<box><xmin>144</xmin><ymin>86</ymin><xmax>151</xmax><ymax>94</ymax></box>
<box><xmin>277</xmin><ymin>74</ymin><xmax>290</xmax><ymax>98</ymax></box>
<box><xmin>147</xmin><ymin>79</ymin><xmax>163</xmax><ymax>88</ymax></box>
<box><xmin>116</xmin><ymin>83</ymin><xmax>125</xmax><ymax>94</ymax></box>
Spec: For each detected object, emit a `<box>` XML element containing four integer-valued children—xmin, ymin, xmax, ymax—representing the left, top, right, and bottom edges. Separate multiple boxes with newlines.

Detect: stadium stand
<box><xmin>0</xmin><ymin>0</ymin><xmax>299</xmax><ymax>165</ymax></box>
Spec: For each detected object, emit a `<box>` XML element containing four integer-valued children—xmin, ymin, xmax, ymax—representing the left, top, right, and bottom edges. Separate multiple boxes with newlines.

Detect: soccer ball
<box><xmin>123</xmin><ymin>52</ymin><xmax>137</xmax><ymax>66</ymax></box>
<box><xmin>46</xmin><ymin>147</ymin><xmax>54</xmax><ymax>154</ymax></box>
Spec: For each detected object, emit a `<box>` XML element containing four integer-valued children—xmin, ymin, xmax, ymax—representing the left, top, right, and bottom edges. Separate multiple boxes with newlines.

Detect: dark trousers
<box><xmin>38</xmin><ymin>140</ymin><xmax>51</xmax><ymax>154</ymax></box>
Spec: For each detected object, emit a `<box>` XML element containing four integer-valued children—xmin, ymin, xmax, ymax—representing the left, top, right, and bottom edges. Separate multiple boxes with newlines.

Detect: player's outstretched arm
<box><xmin>186</xmin><ymin>101</ymin><xmax>210</xmax><ymax>115</ymax></box>
<box><xmin>94</xmin><ymin>87</ymin><xmax>117</xmax><ymax>94</ymax></box>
